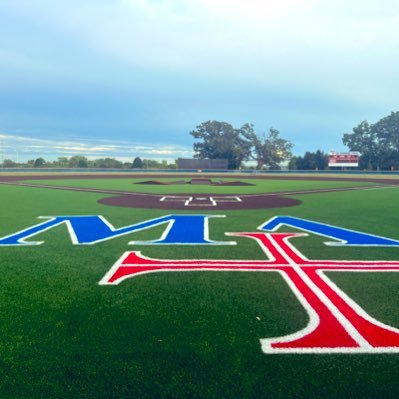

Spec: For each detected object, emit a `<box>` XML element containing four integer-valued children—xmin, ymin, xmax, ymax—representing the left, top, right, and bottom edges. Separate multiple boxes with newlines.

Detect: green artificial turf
<box><xmin>0</xmin><ymin>178</ymin><xmax>398</xmax><ymax>398</ymax></box>
<box><xmin>21</xmin><ymin>177</ymin><xmax>378</xmax><ymax>195</ymax></box>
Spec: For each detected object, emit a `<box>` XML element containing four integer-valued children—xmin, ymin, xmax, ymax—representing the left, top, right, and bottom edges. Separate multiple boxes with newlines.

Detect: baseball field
<box><xmin>0</xmin><ymin>172</ymin><xmax>398</xmax><ymax>398</ymax></box>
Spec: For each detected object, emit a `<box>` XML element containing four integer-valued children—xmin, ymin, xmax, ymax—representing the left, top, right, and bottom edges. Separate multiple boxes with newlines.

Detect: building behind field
<box><xmin>177</xmin><ymin>158</ymin><xmax>228</xmax><ymax>170</ymax></box>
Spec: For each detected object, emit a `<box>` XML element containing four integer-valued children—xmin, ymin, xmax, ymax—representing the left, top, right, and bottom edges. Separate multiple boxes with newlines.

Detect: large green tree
<box><xmin>373</xmin><ymin>111</ymin><xmax>399</xmax><ymax>150</ymax></box>
<box><xmin>93</xmin><ymin>158</ymin><xmax>123</xmax><ymax>168</ymax></box>
<box><xmin>2</xmin><ymin>159</ymin><xmax>17</xmax><ymax>167</ymax></box>
<box><xmin>241</xmin><ymin>124</ymin><xmax>293</xmax><ymax>169</ymax></box>
<box><xmin>343</xmin><ymin>111</ymin><xmax>399</xmax><ymax>170</ymax></box>
<box><xmin>190</xmin><ymin>121</ymin><xmax>252</xmax><ymax>169</ymax></box>
<box><xmin>131</xmin><ymin>157</ymin><xmax>143</xmax><ymax>169</ymax></box>
<box><xmin>33</xmin><ymin>157</ymin><xmax>46</xmax><ymax>167</ymax></box>
<box><xmin>290</xmin><ymin>150</ymin><xmax>328</xmax><ymax>170</ymax></box>
<box><xmin>68</xmin><ymin>155</ymin><xmax>88</xmax><ymax>168</ymax></box>
<box><xmin>56</xmin><ymin>157</ymin><xmax>69</xmax><ymax>167</ymax></box>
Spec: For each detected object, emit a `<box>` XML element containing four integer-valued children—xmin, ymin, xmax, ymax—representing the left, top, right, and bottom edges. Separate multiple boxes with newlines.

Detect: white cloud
<box><xmin>122</xmin><ymin>0</ymin><xmax>313</xmax><ymax>19</ymax></box>
<box><xmin>0</xmin><ymin>132</ymin><xmax>193</xmax><ymax>162</ymax></box>
<box><xmin>3</xmin><ymin>0</ymin><xmax>399</xmax><ymax>94</ymax></box>
<box><xmin>195</xmin><ymin>0</ymin><xmax>314</xmax><ymax>20</ymax></box>
<box><xmin>19</xmin><ymin>0</ymin><xmax>395</xmax><ymax>103</ymax></box>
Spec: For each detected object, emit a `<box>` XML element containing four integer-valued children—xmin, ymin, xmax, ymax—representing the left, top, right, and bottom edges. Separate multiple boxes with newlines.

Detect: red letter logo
<box><xmin>100</xmin><ymin>233</ymin><xmax>399</xmax><ymax>354</ymax></box>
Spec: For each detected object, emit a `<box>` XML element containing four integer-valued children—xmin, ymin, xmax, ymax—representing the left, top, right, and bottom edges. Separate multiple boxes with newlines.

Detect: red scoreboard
<box><xmin>328</xmin><ymin>152</ymin><xmax>360</xmax><ymax>168</ymax></box>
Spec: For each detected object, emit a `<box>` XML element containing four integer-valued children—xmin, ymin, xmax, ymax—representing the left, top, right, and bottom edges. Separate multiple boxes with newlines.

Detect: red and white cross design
<box><xmin>100</xmin><ymin>232</ymin><xmax>399</xmax><ymax>354</ymax></box>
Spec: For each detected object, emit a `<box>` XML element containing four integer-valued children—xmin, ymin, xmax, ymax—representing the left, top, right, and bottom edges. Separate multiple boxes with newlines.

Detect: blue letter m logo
<box><xmin>0</xmin><ymin>215</ymin><xmax>233</xmax><ymax>246</ymax></box>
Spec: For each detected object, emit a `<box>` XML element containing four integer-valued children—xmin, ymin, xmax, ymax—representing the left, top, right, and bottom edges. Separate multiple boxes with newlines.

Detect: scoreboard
<box><xmin>177</xmin><ymin>158</ymin><xmax>228</xmax><ymax>170</ymax></box>
<box><xmin>328</xmin><ymin>152</ymin><xmax>360</xmax><ymax>168</ymax></box>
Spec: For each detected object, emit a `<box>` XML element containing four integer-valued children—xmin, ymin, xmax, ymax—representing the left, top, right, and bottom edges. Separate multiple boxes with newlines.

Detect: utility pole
<box><xmin>0</xmin><ymin>140</ymin><xmax>4</xmax><ymax>167</ymax></box>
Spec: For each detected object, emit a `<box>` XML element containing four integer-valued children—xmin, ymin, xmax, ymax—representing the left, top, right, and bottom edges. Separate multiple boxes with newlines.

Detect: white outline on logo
<box><xmin>99</xmin><ymin>232</ymin><xmax>399</xmax><ymax>354</ymax></box>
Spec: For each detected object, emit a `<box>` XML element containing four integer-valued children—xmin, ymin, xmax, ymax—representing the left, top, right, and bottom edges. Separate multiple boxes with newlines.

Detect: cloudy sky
<box><xmin>1</xmin><ymin>0</ymin><xmax>399</xmax><ymax>162</ymax></box>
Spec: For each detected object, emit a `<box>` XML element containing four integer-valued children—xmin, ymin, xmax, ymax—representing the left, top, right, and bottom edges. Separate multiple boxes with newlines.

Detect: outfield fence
<box><xmin>2</xmin><ymin>167</ymin><xmax>399</xmax><ymax>175</ymax></box>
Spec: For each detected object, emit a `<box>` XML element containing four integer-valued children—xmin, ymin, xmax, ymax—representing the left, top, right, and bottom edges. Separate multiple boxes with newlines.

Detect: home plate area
<box><xmin>98</xmin><ymin>192</ymin><xmax>302</xmax><ymax>210</ymax></box>
<box><xmin>160</xmin><ymin>195</ymin><xmax>242</xmax><ymax>206</ymax></box>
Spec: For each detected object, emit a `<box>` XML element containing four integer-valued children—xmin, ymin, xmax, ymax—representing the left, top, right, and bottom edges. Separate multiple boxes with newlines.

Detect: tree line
<box><xmin>1</xmin><ymin>110</ymin><xmax>398</xmax><ymax>170</ymax></box>
<box><xmin>191</xmin><ymin>110</ymin><xmax>399</xmax><ymax>171</ymax></box>
<box><xmin>190</xmin><ymin>121</ymin><xmax>293</xmax><ymax>170</ymax></box>
<box><xmin>190</xmin><ymin>121</ymin><xmax>329</xmax><ymax>170</ymax></box>
<box><xmin>342</xmin><ymin>111</ymin><xmax>399</xmax><ymax>170</ymax></box>
<box><xmin>0</xmin><ymin>156</ymin><xmax>177</xmax><ymax>169</ymax></box>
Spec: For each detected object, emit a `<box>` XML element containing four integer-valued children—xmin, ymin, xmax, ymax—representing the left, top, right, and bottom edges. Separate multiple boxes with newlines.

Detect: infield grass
<box><xmin>20</xmin><ymin>177</ymin><xmax>379</xmax><ymax>195</ymax></box>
